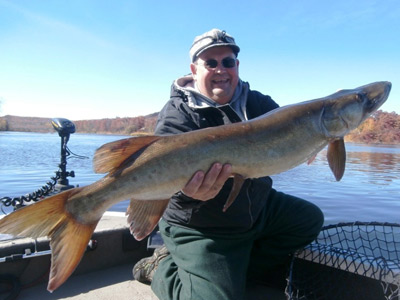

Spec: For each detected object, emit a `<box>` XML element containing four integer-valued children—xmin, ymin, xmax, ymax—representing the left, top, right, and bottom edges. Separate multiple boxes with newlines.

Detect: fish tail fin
<box><xmin>0</xmin><ymin>187</ymin><xmax>99</xmax><ymax>292</ymax></box>
<box><xmin>47</xmin><ymin>216</ymin><xmax>97</xmax><ymax>292</ymax></box>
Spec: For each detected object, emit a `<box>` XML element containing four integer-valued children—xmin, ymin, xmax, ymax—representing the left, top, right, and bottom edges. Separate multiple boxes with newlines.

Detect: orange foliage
<box><xmin>74</xmin><ymin>113</ymin><xmax>158</xmax><ymax>135</ymax></box>
<box><xmin>346</xmin><ymin>110</ymin><xmax>400</xmax><ymax>144</ymax></box>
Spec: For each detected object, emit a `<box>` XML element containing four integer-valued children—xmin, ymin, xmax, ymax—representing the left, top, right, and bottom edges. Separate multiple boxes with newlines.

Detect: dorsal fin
<box><xmin>93</xmin><ymin>135</ymin><xmax>160</xmax><ymax>174</ymax></box>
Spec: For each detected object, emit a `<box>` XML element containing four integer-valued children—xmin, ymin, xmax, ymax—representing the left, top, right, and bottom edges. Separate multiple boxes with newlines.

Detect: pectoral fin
<box><xmin>327</xmin><ymin>139</ymin><xmax>346</xmax><ymax>181</ymax></box>
<box><xmin>223</xmin><ymin>174</ymin><xmax>245</xmax><ymax>212</ymax></box>
<box><xmin>127</xmin><ymin>199</ymin><xmax>169</xmax><ymax>241</ymax></box>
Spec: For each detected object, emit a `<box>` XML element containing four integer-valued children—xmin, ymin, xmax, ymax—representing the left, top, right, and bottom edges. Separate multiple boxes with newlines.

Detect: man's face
<box><xmin>191</xmin><ymin>46</ymin><xmax>239</xmax><ymax>105</ymax></box>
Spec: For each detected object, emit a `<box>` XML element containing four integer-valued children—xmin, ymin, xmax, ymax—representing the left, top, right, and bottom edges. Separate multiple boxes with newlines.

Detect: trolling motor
<box><xmin>1</xmin><ymin>118</ymin><xmax>80</xmax><ymax>211</ymax></box>
<box><xmin>51</xmin><ymin>118</ymin><xmax>76</xmax><ymax>191</ymax></box>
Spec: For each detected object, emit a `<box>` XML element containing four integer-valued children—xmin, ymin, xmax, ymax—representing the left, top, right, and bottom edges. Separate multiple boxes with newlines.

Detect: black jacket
<box><xmin>154</xmin><ymin>79</ymin><xmax>279</xmax><ymax>233</ymax></box>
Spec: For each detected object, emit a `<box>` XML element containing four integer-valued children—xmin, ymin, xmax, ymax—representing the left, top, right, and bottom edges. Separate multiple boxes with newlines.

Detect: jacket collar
<box><xmin>173</xmin><ymin>75</ymin><xmax>249</xmax><ymax>120</ymax></box>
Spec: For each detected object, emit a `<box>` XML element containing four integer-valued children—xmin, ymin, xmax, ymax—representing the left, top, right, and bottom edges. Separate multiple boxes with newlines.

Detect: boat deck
<box><xmin>17</xmin><ymin>263</ymin><xmax>158</xmax><ymax>300</ymax></box>
<box><xmin>0</xmin><ymin>212</ymin><xmax>285</xmax><ymax>300</ymax></box>
<box><xmin>16</xmin><ymin>262</ymin><xmax>285</xmax><ymax>300</ymax></box>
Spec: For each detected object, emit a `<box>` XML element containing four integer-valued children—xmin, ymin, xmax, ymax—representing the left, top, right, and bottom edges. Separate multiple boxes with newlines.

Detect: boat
<box><xmin>288</xmin><ymin>221</ymin><xmax>400</xmax><ymax>300</ymax></box>
<box><xmin>1</xmin><ymin>119</ymin><xmax>399</xmax><ymax>299</ymax></box>
<box><xmin>0</xmin><ymin>212</ymin><xmax>289</xmax><ymax>299</ymax></box>
<box><xmin>1</xmin><ymin>216</ymin><xmax>399</xmax><ymax>300</ymax></box>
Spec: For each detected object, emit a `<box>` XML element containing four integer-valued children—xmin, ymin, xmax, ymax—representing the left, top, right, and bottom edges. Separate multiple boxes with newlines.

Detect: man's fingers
<box><xmin>182</xmin><ymin>171</ymin><xmax>205</xmax><ymax>196</ymax></box>
<box><xmin>215</xmin><ymin>164</ymin><xmax>232</xmax><ymax>185</ymax></box>
<box><xmin>195</xmin><ymin>163</ymin><xmax>223</xmax><ymax>194</ymax></box>
<box><xmin>181</xmin><ymin>163</ymin><xmax>232</xmax><ymax>201</ymax></box>
<box><xmin>199</xmin><ymin>164</ymin><xmax>232</xmax><ymax>197</ymax></box>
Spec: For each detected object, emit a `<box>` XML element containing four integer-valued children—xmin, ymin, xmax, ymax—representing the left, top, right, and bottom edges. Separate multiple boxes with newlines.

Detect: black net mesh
<box><xmin>287</xmin><ymin>222</ymin><xmax>400</xmax><ymax>300</ymax></box>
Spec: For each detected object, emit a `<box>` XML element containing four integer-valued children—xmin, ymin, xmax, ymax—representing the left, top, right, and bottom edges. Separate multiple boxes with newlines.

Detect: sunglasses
<box><xmin>197</xmin><ymin>57</ymin><xmax>237</xmax><ymax>69</ymax></box>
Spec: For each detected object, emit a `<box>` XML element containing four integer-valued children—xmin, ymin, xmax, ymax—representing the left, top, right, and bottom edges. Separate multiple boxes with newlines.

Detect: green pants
<box><xmin>151</xmin><ymin>189</ymin><xmax>324</xmax><ymax>300</ymax></box>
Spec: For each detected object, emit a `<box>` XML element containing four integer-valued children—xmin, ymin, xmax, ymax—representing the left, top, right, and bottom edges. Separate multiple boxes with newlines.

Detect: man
<box><xmin>133</xmin><ymin>29</ymin><xmax>324</xmax><ymax>300</ymax></box>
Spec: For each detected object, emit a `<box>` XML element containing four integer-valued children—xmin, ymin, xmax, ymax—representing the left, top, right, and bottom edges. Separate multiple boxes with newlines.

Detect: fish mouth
<box><xmin>365</xmin><ymin>82</ymin><xmax>392</xmax><ymax>113</ymax></box>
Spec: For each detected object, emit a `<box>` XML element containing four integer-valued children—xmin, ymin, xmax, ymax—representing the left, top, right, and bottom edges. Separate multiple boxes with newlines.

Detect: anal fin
<box><xmin>223</xmin><ymin>174</ymin><xmax>245</xmax><ymax>212</ymax></box>
<box><xmin>127</xmin><ymin>199</ymin><xmax>169</xmax><ymax>241</ymax></box>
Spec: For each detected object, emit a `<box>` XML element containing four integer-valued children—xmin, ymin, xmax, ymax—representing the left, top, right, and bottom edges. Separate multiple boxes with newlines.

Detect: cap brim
<box><xmin>193</xmin><ymin>44</ymin><xmax>240</xmax><ymax>62</ymax></box>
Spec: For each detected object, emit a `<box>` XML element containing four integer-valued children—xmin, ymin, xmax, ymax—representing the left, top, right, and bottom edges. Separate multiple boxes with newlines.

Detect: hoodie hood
<box><xmin>173</xmin><ymin>74</ymin><xmax>249</xmax><ymax>121</ymax></box>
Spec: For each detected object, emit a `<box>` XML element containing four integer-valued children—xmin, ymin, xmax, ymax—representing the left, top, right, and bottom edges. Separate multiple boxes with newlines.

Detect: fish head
<box><xmin>321</xmin><ymin>81</ymin><xmax>391</xmax><ymax>138</ymax></box>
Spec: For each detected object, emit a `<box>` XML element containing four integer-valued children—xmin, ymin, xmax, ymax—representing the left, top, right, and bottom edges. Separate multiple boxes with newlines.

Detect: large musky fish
<box><xmin>0</xmin><ymin>81</ymin><xmax>391</xmax><ymax>292</ymax></box>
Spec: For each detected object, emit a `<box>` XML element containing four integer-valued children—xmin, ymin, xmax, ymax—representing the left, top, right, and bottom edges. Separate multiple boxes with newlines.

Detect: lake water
<box><xmin>0</xmin><ymin>131</ymin><xmax>399</xmax><ymax>225</ymax></box>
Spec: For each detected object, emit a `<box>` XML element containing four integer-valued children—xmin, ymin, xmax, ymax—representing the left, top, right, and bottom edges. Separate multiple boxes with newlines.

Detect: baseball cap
<box><xmin>189</xmin><ymin>29</ymin><xmax>240</xmax><ymax>62</ymax></box>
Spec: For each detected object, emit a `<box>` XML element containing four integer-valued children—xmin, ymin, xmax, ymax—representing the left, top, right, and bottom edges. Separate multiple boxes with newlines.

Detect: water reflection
<box><xmin>346</xmin><ymin>146</ymin><xmax>400</xmax><ymax>186</ymax></box>
<box><xmin>347</xmin><ymin>151</ymin><xmax>400</xmax><ymax>169</ymax></box>
<box><xmin>316</xmin><ymin>144</ymin><xmax>400</xmax><ymax>186</ymax></box>
<box><xmin>272</xmin><ymin>142</ymin><xmax>400</xmax><ymax>224</ymax></box>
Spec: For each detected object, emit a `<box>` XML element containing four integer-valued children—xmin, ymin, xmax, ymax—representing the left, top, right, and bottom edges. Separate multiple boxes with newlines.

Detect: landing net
<box><xmin>286</xmin><ymin>222</ymin><xmax>400</xmax><ymax>300</ymax></box>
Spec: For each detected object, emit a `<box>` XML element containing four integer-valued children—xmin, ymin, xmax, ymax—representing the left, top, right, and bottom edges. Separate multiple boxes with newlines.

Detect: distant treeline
<box><xmin>0</xmin><ymin>113</ymin><xmax>158</xmax><ymax>135</ymax></box>
<box><xmin>74</xmin><ymin>113</ymin><xmax>158</xmax><ymax>135</ymax></box>
<box><xmin>0</xmin><ymin>110</ymin><xmax>399</xmax><ymax>144</ymax></box>
<box><xmin>0</xmin><ymin>115</ymin><xmax>54</xmax><ymax>132</ymax></box>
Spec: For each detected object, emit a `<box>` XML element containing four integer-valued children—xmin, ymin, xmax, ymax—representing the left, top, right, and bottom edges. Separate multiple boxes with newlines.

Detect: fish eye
<box><xmin>356</xmin><ymin>93</ymin><xmax>365</xmax><ymax>103</ymax></box>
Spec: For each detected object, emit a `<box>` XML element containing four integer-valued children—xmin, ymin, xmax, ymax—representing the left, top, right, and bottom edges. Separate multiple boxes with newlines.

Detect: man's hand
<box><xmin>181</xmin><ymin>163</ymin><xmax>232</xmax><ymax>201</ymax></box>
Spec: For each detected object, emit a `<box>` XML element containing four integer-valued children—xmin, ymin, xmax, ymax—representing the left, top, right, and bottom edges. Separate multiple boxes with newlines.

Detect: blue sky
<box><xmin>0</xmin><ymin>0</ymin><xmax>399</xmax><ymax>120</ymax></box>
